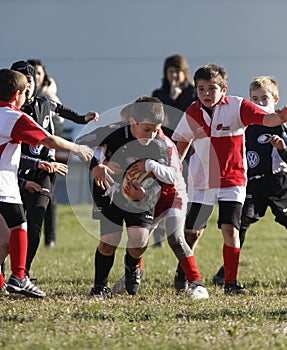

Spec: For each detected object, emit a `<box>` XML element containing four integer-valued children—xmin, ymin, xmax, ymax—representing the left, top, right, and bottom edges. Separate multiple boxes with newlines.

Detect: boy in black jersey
<box><xmin>10</xmin><ymin>61</ymin><xmax>99</xmax><ymax>277</ymax></box>
<box><xmin>79</xmin><ymin>97</ymin><xmax>166</xmax><ymax>297</ymax></box>
<box><xmin>79</xmin><ymin>97</ymin><xmax>206</xmax><ymax>298</ymax></box>
<box><xmin>213</xmin><ymin>76</ymin><xmax>287</xmax><ymax>285</ymax></box>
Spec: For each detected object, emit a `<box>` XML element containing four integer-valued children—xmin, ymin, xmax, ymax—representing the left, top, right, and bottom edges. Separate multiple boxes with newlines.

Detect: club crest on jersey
<box><xmin>216</xmin><ymin>123</ymin><xmax>230</xmax><ymax>131</ymax></box>
<box><xmin>42</xmin><ymin>115</ymin><xmax>50</xmax><ymax>129</ymax></box>
<box><xmin>29</xmin><ymin>144</ymin><xmax>44</xmax><ymax>156</ymax></box>
<box><xmin>257</xmin><ymin>133</ymin><xmax>272</xmax><ymax>144</ymax></box>
<box><xmin>247</xmin><ymin>151</ymin><xmax>259</xmax><ymax>168</ymax></box>
<box><xmin>216</xmin><ymin>124</ymin><xmax>223</xmax><ymax>130</ymax></box>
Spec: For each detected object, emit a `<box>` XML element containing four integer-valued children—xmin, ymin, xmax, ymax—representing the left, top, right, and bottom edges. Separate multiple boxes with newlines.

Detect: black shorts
<box><xmin>0</xmin><ymin>202</ymin><xmax>26</xmax><ymax>228</ymax></box>
<box><xmin>99</xmin><ymin>200</ymin><xmax>153</xmax><ymax>235</ymax></box>
<box><xmin>93</xmin><ymin>183</ymin><xmax>155</xmax><ymax>235</ymax></box>
<box><xmin>186</xmin><ymin>201</ymin><xmax>242</xmax><ymax>230</ymax></box>
<box><xmin>242</xmin><ymin>174</ymin><xmax>287</xmax><ymax>228</ymax></box>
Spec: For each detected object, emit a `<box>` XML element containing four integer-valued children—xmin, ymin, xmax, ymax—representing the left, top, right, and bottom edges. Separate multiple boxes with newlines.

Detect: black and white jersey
<box><xmin>21</xmin><ymin>97</ymin><xmax>88</xmax><ymax>161</ymax></box>
<box><xmin>246</xmin><ymin>124</ymin><xmax>287</xmax><ymax>179</ymax></box>
<box><xmin>19</xmin><ymin>96</ymin><xmax>88</xmax><ymax>181</ymax></box>
<box><xmin>78</xmin><ymin>121</ymin><xmax>169</xmax><ymax>212</ymax></box>
<box><xmin>20</xmin><ymin>97</ymin><xmax>55</xmax><ymax>161</ymax></box>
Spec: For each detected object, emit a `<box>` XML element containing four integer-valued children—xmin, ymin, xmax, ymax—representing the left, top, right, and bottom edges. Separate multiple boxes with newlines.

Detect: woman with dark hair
<box><xmin>27</xmin><ymin>59</ymin><xmax>61</xmax><ymax>104</ymax></box>
<box><xmin>151</xmin><ymin>55</ymin><xmax>197</xmax><ymax>247</ymax></box>
<box><xmin>152</xmin><ymin>54</ymin><xmax>197</xmax><ymax>138</ymax></box>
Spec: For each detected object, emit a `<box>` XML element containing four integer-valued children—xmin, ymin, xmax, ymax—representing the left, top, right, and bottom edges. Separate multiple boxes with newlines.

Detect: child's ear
<box><xmin>222</xmin><ymin>86</ymin><xmax>228</xmax><ymax>94</ymax></box>
<box><xmin>274</xmin><ymin>96</ymin><xmax>279</xmax><ymax>105</ymax></box>
<box><xmin>129</xmin><ymin>116</ymin><xmax>136</xmax><ymax>124</ymax></box>
<box><xmin>11</xmin><ymin>90</ymin><xmax>20</xmax><ymax>102</ymax></box>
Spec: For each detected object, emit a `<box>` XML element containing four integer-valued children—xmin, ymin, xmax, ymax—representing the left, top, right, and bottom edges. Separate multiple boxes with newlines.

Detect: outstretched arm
<box><xmin>263</xmin><ymin>106</ymin><xmax>287</xmax><ymax>127</ymax></box>
<box><xmin>55</xmin><ymin>103</ymin><xmax>99</xmax><ymax>124</ymax></box>
<box><xmin>40</xmin><ymin>135</ymin><xmax>93</xmax><ymax>161</ymax></box>
<box><xmin>84</xmin><ymin>112</ymin><xmax>99</xmax><ymax>123</ymax></box>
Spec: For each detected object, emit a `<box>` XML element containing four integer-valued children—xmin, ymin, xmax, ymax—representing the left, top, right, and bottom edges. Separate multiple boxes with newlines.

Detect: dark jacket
<box><xmin>18</xmin><ymin>96</ymin><xmax>87</xmax><ymax>184</ymax></box>
<box><xmin>152</xmin><ymin>80</ymin><xmax>197</xmax><ymax>138</ymax></box>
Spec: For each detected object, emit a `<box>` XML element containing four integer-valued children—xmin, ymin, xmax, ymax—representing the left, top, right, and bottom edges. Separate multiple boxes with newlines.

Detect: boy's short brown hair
<box><xmin>0</xmin><ymin>69</ymin><xmax>27</xmax><ymax>102</ymax></box>
<box><xmin>249</xmin><ymin>76</ymin><xmax>279</xmax><ymax>100</ymax></box>
<box><xmin>131</xmin><ymin>96</ymin><xmax>165</xmax><ymax>124</ymax></box>
<box><xmin>120</xmin><ymin>103</ymin><xmax>133</xmax><ymax>122</ymax></box>
<box><xmin>194</xmin><ymin>64</ymin><xmax>228</xmax><ymax>89</ymax></box>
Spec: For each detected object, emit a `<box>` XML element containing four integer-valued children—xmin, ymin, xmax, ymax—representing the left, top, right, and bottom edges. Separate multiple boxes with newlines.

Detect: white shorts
<box><xmin>189</xmin><ymin>186</ymin><xmax>246</xmax><ymax>205</ymax></box>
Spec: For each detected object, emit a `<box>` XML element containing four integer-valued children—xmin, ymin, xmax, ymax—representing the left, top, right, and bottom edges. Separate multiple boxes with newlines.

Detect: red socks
<box><xmin>0</xmin><ymin>271</ymin><xmax>4</xmax><ymax>288</ymax></box>
<box><xmin>9</xmin><ymin>228</ymin><xmax>27</xmax><ymax>279</ymax></box>
<box><xmin>179</xmin><ymin>255</ymin><xmax>201</xmax><ymax>283</ymax></box>
<box><xmin>223</xmin><ymin>244</ymin><xmax>240</xmax><ymax>284</ymax></box>
<box><xmin>138</xmin><ymin>256</ymin><xmax>143</xmax><ymax>273</ymax></box>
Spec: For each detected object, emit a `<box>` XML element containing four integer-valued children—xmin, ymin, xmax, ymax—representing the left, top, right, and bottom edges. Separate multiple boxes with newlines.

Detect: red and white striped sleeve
<box><xmin>11</xmin><ymin>113</ymin><xmax>50</xmax><ymax>147</ymax></box>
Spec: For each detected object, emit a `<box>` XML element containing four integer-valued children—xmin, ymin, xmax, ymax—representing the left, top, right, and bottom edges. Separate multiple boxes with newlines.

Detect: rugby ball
<box><xmin>122</xmin><ymin>162</ymin><xmax>156</xmax><ymax>200</ymax></box>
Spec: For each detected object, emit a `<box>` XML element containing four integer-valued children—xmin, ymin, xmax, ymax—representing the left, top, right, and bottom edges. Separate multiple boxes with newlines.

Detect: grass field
<box><xmin>1</xmin><ymin>204</ymin><xmax>287</xmax><ymax>350</ymax></box>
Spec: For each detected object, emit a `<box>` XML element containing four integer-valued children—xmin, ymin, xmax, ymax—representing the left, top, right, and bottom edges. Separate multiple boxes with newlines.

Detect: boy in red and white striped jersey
<box><xmin>0</xmin><ymin>69</ymin><xmax>93</xmax><ymax>298</ymax></box>
<box><xmin>172</xmin><ymin>64</ymin><xmax>287</xmax><ymax>295</ymax></box>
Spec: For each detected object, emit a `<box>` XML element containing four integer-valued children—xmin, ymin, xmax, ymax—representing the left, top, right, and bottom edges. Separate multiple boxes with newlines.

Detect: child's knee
<box><xmin>98</xmin><ymin>241</ymin><xmax>117</xmax><ymax>255</ymax></box>
<box><xmin>184</xmin><ymin>229</ymin><xmax>202</xmax><ymax>246</ymax></box>
<box><xmin>167</xmin><ymin>235</ymin><xmax>192</xmax><ymax>260</ymax></box>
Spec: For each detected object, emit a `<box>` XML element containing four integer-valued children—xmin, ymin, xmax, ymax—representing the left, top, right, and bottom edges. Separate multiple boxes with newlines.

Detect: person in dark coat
<box><xmin>151</xmin><ymin>54</ymin><xmax>197</xmax><ymax>246</ymax></box>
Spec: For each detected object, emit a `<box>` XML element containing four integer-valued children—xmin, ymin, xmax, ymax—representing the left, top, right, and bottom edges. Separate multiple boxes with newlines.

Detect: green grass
<box><xmin>1</xmin><ymin>204</ymin><xmax>287</xmax><ymax>350</ymax></box>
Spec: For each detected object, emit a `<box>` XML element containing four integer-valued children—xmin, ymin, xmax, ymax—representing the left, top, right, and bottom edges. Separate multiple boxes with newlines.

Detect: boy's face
<box><xmin>250</xmin><ymin>87</ymin><xmax>278</xmax><ymax>111</ymax></box>
<box><xmin>130</xmin><ymin>118</ymin><xmax>161</xmax><ymax>145</ymax></box>
<box><xmin>196</xmin><ymin>79</ymin><xmax>227</xmax><ymax>108</ymax></box>
<box><xmin>25</xmin><ymin>75</ymin><xmax>36</xmax><ymax>102</ymax></box>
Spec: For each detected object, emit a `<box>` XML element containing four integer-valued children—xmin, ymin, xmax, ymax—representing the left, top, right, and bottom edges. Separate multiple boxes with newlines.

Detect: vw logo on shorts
<box><xmin>257</xmin><ymin>133</ymin><xmax>272</xmax><ymax>144</ymax></box>
<box><xmin>247</xmin><ymin>151</ymin><xmax>259</xmax><ymax>168</ymax></box>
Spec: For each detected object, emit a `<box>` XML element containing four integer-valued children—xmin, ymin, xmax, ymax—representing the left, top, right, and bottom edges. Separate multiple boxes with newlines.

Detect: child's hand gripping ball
<box><xmin>122</xmin><ymin>160</ymin><xmax>156</xmax><ymax>201</ymax></box>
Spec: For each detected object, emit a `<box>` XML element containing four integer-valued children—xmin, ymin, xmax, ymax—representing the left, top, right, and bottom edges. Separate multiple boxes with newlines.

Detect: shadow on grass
<box><xmin>175</xmin><ymin>307</ymin><xmax>287</xmax><ymax>321</ymax></box>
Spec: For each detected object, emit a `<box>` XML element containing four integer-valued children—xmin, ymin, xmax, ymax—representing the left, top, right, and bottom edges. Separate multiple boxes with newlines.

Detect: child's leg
<box><xmin>95</xmin><ymin>232</ymin><xmax>122</xmax><ymax>287</ymax></box>
<box><xmin>24</xmin><ymin>191</ymin><xmax>50</xmax><ymax>274</ymax></box>
<box><xmin>0</xmin><ymin>214</ymin><xmax>10</xmax><ymax>275</ymax></box>
<box><xmin>125</xmin><ymin>226</ymin><xmax>149</xmax><ymax>295</ymax></box>
<box><xmin>184</xmin><ymin>202</ymin><xmax>214</xmax><ymax>250</ymax></box>
<box><xmin>44</xmin><ymin>194</ymin><xmax>57</xmax><ymax>246</ymax></box>
<box><xmin>166</xmin><ymin>216</ymin><xmax>202</xmax><ymax>283</ymax></box>
<box><xmin>9</xmin><ymin>223</ymin><xmax>28</xmax><ymax>279</ymax></box>
<box><xmin>0</xmin><ymin>204</ymin><xmax>46</xmax><ymax>298</ymax></box>
<box><xmin>218</xmin><ymin>201</ymin><xmax>242</xmax><ymax>284</ymax></box>
<box><xmin>1</xmin><ymin>204</ymin><xmax>28</xmax><ymax>279</ymax></box>
<box><xmin>166</xmin><ymin>215</ymin><xmax>209</xmax><ymax>299</ymax></box>
<box><xmin>184</xmin><ymin>228</ymin><xmax>204</xmax><ymax>251</ymax></box>
<box><xmin>126</xmin><ymin>226</ymin><xmax>149</xmax><ymax>259</ymax></box>
<box><xmin>0</xmin><ymin>214</ymin><xmax>9</xmax><ymax>288</ymax></box>
<box><xmin>221</xmin><ymin>224</ymin><xmax>240</xmax><ymax>284</ymax></box>
<box><xmin>174</xmin><ymin>203</ymin><xmax>213</xmax><ymax>289</ymax></box>
<box><xmin>212</xmin><ymin>199</ymin><xmax>254</xmax><ymax>285</ymax></box>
